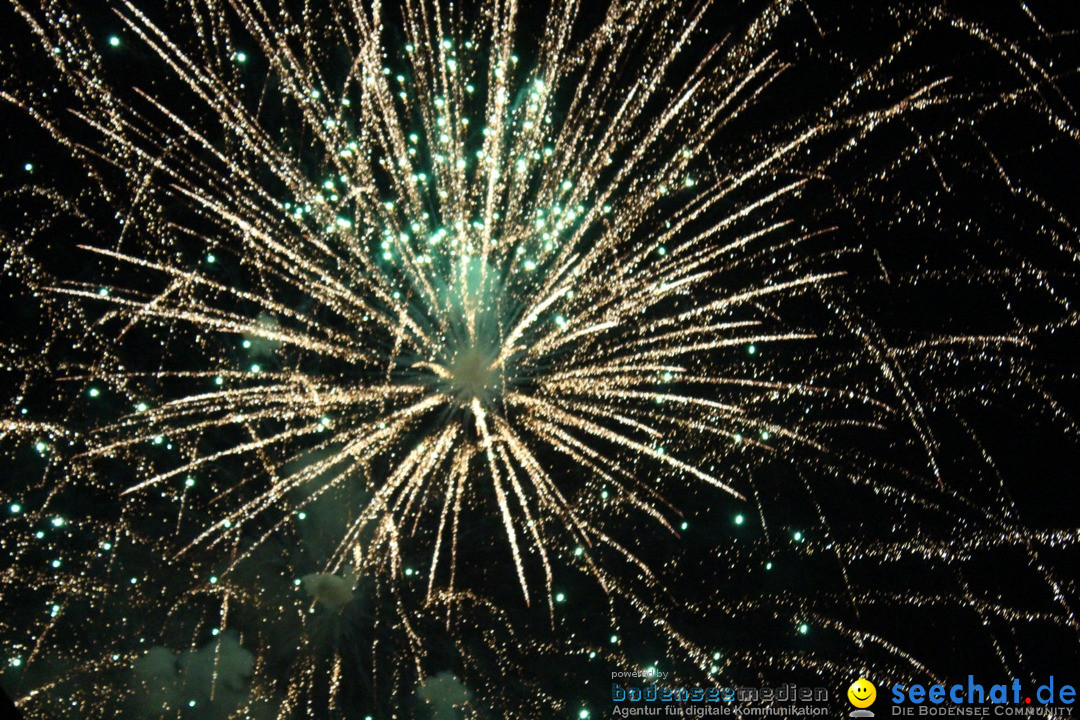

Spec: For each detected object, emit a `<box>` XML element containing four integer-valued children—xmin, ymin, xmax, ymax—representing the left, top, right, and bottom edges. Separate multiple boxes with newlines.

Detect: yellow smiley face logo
<box><xmin>847</xmin><ymin>678</ymin><xmax>876</xmax><ymax>708</ymax></box>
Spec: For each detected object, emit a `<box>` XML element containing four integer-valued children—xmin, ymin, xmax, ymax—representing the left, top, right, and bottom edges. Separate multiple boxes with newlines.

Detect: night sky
<box><xmin>1</xmin><ymin>1</ymin><xmax>1079</xmax><ymax>719</ymax></box>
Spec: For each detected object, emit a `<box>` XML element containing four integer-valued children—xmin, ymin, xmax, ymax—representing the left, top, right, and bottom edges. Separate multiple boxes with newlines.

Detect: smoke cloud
<box><xmin>129</xmin><ymin>632</ymin><xmax>255</xmax><ymax>719</ymax></box>
<box><xmin>302</xmin><ymin>572</ymin><xmax>355</xmax><ymax>612</ymax></box>
<box><xmin>416</xmin><ymin>671</ymin><xmax>472</xmax><ymax>720</ymax></box>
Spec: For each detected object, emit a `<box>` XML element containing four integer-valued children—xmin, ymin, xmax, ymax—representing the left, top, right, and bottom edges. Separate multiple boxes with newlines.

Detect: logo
<box><xmin>889</xmin><ymin>675</ymin><xmax>1077</xmax><ymax>712</ymax></box>
<box><xmin>848</xmin><ymin>678</ymin><xmax>877</xmax><ymax>717</ymax></box>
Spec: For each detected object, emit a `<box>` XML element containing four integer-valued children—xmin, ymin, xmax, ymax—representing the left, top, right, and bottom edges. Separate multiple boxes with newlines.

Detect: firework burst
<box><xmin>2</xmin><ymin>0</ymin><xmax>1079</xmax><ymax>717</ymax></box>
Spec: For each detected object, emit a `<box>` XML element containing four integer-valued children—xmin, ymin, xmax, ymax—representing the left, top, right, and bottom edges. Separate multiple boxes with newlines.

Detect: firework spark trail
<box><xmin>1</xmin><ymin>0</ymin><xmax>1079</xmax><ymax>716</ymax></box>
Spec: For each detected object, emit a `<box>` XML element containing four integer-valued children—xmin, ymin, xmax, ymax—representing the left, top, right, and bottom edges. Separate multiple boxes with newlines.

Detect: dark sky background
<box><xmin>1</xmin><ymin>0</ymin><xmax>1079</xmax><ymax>718</ymax></box>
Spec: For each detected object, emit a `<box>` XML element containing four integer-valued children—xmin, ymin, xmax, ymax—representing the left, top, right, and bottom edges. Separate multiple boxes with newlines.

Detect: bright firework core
<box><xmin>447</xmin><ymin>345</ymin><xmax>500</xmax><ymax>403</ymax></box>
<box><xmin>415</xmin><ymin>257</ymin><xmax>514</xmax><ymax>410</ymax></box>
